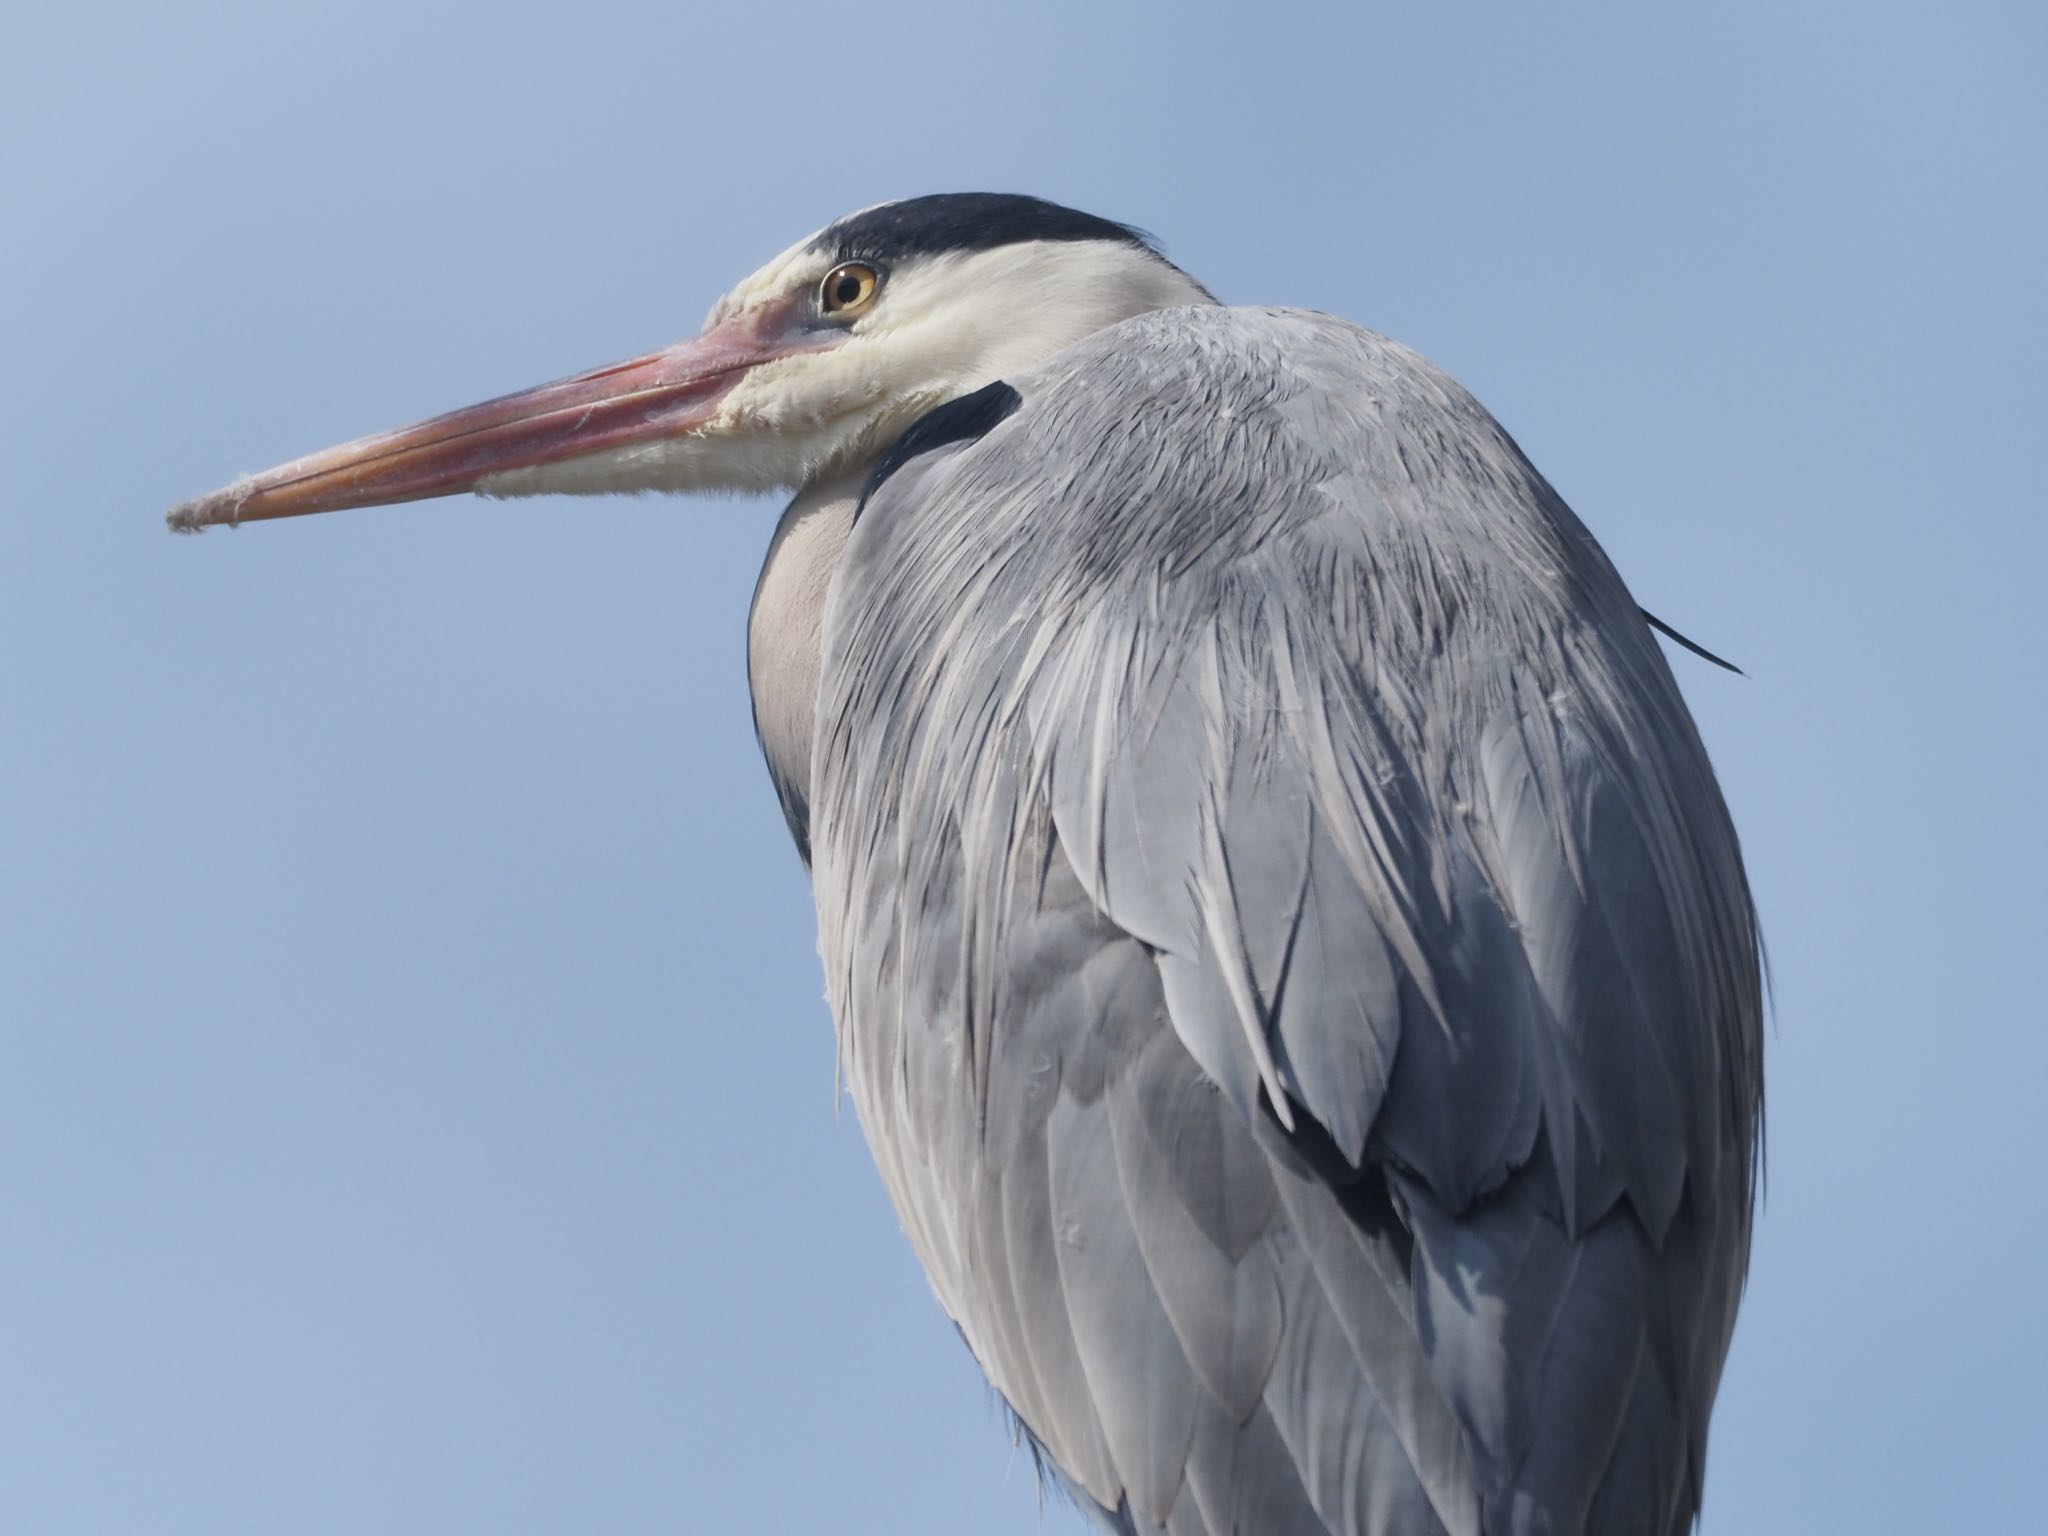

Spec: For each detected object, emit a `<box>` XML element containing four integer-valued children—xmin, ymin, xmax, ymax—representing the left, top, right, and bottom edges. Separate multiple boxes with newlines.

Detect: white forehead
<box><xmin>704</xmin><ymin>197</ymin><xmax>919</xmax><ymax>328</ymax></box>
<box><xmin>703</xmin><ymin>231</ymin><xmax>831</xmax><ymax>328</ymax></box>
<box><xmin>703</xmin><ymin>221</ymin><xmax>1208</xmax><ymax>334</ymax></box>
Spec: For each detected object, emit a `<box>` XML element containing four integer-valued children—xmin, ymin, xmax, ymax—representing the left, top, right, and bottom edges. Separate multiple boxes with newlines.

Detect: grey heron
<box><xmin>168</xmin><ymin>193</ymin><xmax>1762</xmax><ymax>1535</ymax></box>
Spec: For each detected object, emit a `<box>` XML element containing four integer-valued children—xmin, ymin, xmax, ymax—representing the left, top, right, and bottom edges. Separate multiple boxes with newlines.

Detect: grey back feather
<box><xmin>804</xmin><ymin>307</ymin><xmax>1761</xmax><ymax>1535</ymax></box>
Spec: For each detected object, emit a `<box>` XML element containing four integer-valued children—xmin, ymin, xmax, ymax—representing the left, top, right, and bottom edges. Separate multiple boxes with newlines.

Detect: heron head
<box><xmin>167</xmin><ymin>194</ymin><xmax>1213</xmax><ymax>531</ymax></box>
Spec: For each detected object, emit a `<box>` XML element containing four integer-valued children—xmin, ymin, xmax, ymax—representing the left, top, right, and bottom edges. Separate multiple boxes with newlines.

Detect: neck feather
<box><xmin>747</xmin><ymin>466</ymin><xmax>865</xmax><ymax>862</ymax></box>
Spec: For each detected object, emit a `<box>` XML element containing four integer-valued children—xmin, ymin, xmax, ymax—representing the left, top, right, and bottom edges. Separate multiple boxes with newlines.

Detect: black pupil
<box><xmin>834</xmin><ymin>271</ymin><xmax>863</xmax><ymax>306</ymax></box>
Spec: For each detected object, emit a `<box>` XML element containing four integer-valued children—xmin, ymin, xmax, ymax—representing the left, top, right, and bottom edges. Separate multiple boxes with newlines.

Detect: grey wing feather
<box><xmin>809</xmin><ymin>306</ymin><xmax>1761</xmax><ymax>1535</ymax></box>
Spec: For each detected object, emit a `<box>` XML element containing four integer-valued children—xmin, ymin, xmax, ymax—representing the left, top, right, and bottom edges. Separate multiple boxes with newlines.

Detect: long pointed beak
<box><xmin>167</xmin><ymin>305</ymin><xmax>816</xmax><ymax>532</ymax></box>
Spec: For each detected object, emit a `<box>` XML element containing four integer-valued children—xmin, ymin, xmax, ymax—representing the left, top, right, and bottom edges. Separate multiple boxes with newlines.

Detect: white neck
<box><xmin>744</xmin><ymin>244</ymin><xmax>1218</xmax><ymax>858</ymax></box>
<box><xmin>747</xmin><ymin>466</ymin><xmax>865</xmax><ymax>861</ymax></box>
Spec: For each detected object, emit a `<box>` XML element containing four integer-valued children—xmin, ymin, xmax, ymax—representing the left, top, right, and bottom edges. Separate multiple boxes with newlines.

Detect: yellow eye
<box><xmin>819</xmin><ymin>261</ymin><xmax>880</xmax><ymax>317</ymax></box>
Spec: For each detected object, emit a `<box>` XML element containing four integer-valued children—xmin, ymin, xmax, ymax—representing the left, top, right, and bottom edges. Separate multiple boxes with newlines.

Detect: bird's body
<box><xmin>172</xmin><ymin>196</ymin><xmax>1761</xmax><ymax>1535</ymax></box>
<box><xmin>771</xmin><ymin>307</ymin><xmax>1757</xmax><ymax>1534</ymax></box>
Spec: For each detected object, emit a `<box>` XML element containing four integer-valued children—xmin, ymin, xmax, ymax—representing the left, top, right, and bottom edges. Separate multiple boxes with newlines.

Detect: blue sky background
<box><xmin>4</xmin><ymin>4</ymin><xmax>2042</xmax><ymax>1531</ymax></box>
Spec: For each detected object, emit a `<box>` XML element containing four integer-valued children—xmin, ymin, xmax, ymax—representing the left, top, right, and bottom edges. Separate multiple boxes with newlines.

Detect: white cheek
<box><xmin>714</xmin><ymin>352</ymin><xmax>902</xmax><ymax>451</ymax></box>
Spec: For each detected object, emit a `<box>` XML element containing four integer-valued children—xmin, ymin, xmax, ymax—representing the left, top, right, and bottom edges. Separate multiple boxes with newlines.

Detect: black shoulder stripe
<box><xmin>856</xmin><ymin>380</ymin><xmax>1023</xmax><ymax>522</ymax></box>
